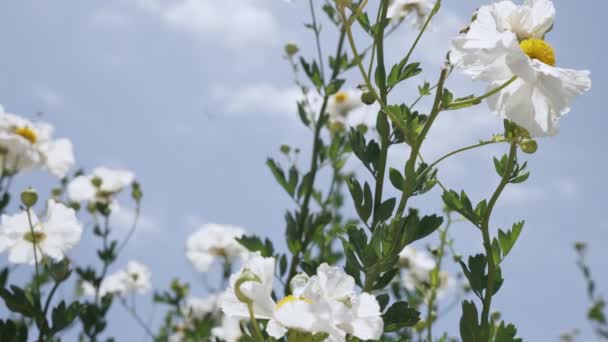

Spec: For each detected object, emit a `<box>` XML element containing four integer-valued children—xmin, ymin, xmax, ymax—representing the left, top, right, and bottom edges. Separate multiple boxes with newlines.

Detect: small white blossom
<box><xmin>0</xmin><ymin>200</ymin><xmax>82</xmax><ymax>264</ymax></box>
<box><xmin>0</xmin><ymin>108</ymin><xmax>74</xmax><ymax>177</ymax></box>
<box><xmin>399</xmin><ymin>246</ymin><xmax>454</xmax><ymax>298</ymax></box>
<box><xmin>83</xmin><ymin>261</ymin><xmax>151</xmax><ymax>297</ymax></box>
<box><xmin>387</xmin><ymin>0</ymin><xmax>434</xmax><ymax>28</ymax></box>
<box><xmin>67</xmin><ymin>167</ymin><xmax>135</xmax><ymax>205</ymax></box>
<box><xmin>451</xmin><ymin>0</ymin><xmax>591</xmax><ymax>136</ymax></box>
<box><xmin>186</xmin><ymin>223</ymin><xmax>246</xmax><ymax>272</ymax></box>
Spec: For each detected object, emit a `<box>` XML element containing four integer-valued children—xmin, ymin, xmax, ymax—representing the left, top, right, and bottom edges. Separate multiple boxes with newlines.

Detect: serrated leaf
<box><xmin>383</xmin><ymin>301</ymin><xmax>420</xmax><ymax>332</ymax></box>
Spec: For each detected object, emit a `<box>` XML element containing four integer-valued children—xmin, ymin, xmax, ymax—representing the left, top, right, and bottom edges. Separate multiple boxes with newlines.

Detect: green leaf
<box><xmin>237</xmin><ymin>235</ymin><xmax>274</xmax><ymax>257</ymax></box>
<box><xmin>497</xmin><ymin>221</ymin><xmax>524</xmax><ymax>261</ymax></box>
<box><xmin>376</xmin><ymin>294</ymin><xmax>390</xmax><ymax>311</ymax></box>
<box><xmin>267</xmin><ymin>158</ymin><xmax>295</xmax><ymax>197</ymax></box>
<box><xmin>0</xmin><ymin>285</ymin><xmax>41</xmax><ymax>319</ymax></box>
<box><xmin>374</xmin><ymin>198</ymin><xmax>396</xmax><ymax>223</ymax></box>
<box><xmin>389</xmin><ymin>168</ymin><xmax>404</xmax><ymax>191</ymax></box>
<box><xmin>494</xmin><ymin>321</ymin><xmax>522</xmax><ymax>342</ymax></box>
<box><xmin>460</xmin><ymin>300</ymin><xmax>485</xmax><ymax>342</ymax></box>
<box><xmin>382</xmin><ymin>301</ymin><xmax>420</xmax><ymax>332</ymax></box>
<box><xmin>326</xmin><ymin>78</ymin><xmax>345</xmax><ymax>96</ymax></box>
<box><xmin>0</xmin><ymin>319</ymin><xmax>28</xmax><ymax>342</ymax></box>
<box><xmin>51</xmin><ymin>301</ymin><xmax>81</xmax><ymax>333</ymax></box>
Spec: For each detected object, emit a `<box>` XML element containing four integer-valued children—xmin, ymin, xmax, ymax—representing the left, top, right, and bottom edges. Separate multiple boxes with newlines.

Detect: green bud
<box><xmin>91</xmin><ymin>177</ymin><xmax>103</xmax><ymax>188</ymax></box>
<box><xmin>519</xmin><ymin>139</ymin><xmax>538</xmax><ymax>154</ymax></box>
<box><xmin>491</xmin><ymin>311</ymin><xmax>502</xmax><ymax>322</ymax></box>
<box><xmin>51</xmin><ymin>187</ymin><xmax>63</xmax><ymax>197</ymax></box>
<box><xmin>329</xmin><ymin>120</ymin><xmax>345</xmax><ymax>133</ymax></box>
<box><xmin>21</xmin><ymin>188</ymin><xmax>38</xmax><ymax>207</ymax></box>
<box><xmin>356</xmin><ymin>123</ymin><xmax>368</xmax><ymax>135</ymax></box>
<box><xmin>280</xmin><ymin>144</ymin><xmax>291</xmax><ymax>155</ymax></box>
<box><xmin>131</xmin><ymin>182</ymin><xmax>143</xmax><ymax>202</ymax></box>
<box><xmin>284</xmin><ymin>43</ymin><xmax>299</xmax><ymax>57</ymax></box>
<box><xmin>49</xmin><ymin>259</ymin><xmax>71</xmax><ymax>282</ymax></box>
<box><xmin>170</xmin><ymin>279</ymin><xmax>190</xmax><ymax>298</ymax></box>
<box><xmin>234</xmin><ymin>269</ymin><xmax>261</xmax><ymax>305</ymax></box>
<box><xmin>360</xmin><ymin>91</ymin><xmax>376</xmax><ymax>105</ymax></box>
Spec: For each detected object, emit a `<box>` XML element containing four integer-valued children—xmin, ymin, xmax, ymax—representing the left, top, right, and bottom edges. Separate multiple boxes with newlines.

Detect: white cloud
<box><xmin>112</xmin><ymin>206</ymin><xmax>160</xmax><ymax>234</ymax></box>
<box><xmin>210</xmin><ymin>83</ymin><xmax>301</xmax><ymax>116</ymax></box>
<box><xmin>136</xmin><ymin>0</ymin><xmax>279</xmax><ymax>48</ymax></box>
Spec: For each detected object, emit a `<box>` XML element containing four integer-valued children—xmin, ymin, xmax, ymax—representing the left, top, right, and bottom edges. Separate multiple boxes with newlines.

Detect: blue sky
<box><xmin>0</xmin><ymin>0</ymin><xmax>607</xmax><ymax>340</ymax></box>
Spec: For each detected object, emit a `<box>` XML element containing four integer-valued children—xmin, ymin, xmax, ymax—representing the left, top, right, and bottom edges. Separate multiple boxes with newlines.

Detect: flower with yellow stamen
<box><xmin>451</xmin><ymin>0</ymin><xmax>591</xmax><ymax>137</ymax></box>
<box><xmin>13</xmin><ymin>126</ymin><xmax>37</xmax><ymax>144</ymax></box>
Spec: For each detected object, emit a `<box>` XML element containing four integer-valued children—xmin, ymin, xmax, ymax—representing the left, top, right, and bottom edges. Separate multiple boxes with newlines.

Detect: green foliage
<box><xmin>382</xmin><ymin>301</ymin><xmax>420</xmax><ymax>332</ymax></box>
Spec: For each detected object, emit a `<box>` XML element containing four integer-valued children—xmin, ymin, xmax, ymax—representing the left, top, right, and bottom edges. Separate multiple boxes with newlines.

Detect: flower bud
<box><xmin>49</xmin><ymin>259</ymin><xmax>71</xmax><ymax>282</ymax></box>
<box><xmin>21</xmin><ymin>188</ymin><xmax>38</xmax><ymax>208</ymax></box>
<box><xmin>329</xmin><ymin>121</ymin><xmax>345</xmax><ymax>133</ymax></box>
<box><xmin>519</xmin><ymin>139</ymin><xmax>538</xmax><ymax>154</ymax></box>
<box><xmin>284</xmin><ymin>43</ymin><xmax>299</xmax><ymax>57</ymax></box>
<box><xmin>360</xmin><ymin>91</ymin><xmax>376</xmax><ymax>105</ymax></box>
<box><xmin>91</xmin><ymin>177</ymin><xmax>103</xmax><ymax>188</ymax></box>
<box><xmin>234</xmin><ymin>269</ymin><xmax>261</xmax><ymax>305</ymax></box>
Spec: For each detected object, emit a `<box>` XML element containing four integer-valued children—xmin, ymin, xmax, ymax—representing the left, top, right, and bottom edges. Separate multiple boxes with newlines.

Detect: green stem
<box><xmin>426</xmin><ymin>214</ymin><xmax>452</xmax><ymax>342</ymax></box>
<box><xmin>309</xmin><ymin>0</ymin><xmax>325</xmax><ymax>81</ymax></box>
<box><xmin>43</xmin><ymin>281</ymin><xmax>61</xmax><ymax>318</ymax></box>
<box><xmin>283</xmin><ymin>20</ymin><xmax>347</xmax><ymax>295</ymax></box>
<box><xmin>119</xmin><ymin>297</ymin><xmax>155</xmax><ymax>339</ymax></box>
<box><xmin>402</xmin><ymin>0</ymin><xmax>441</xmax><ymax>67</ymax></box>
<box><xmin>116</xmin><ymin>201</ymin><xmax>141</xmax><ymax>255</ymax></box>
<box><xmin>339</xmin><ymin>6</ymin><xmax>407</xmax><ymax>135</ymax></box>
<box><xmin>427</xmin><ymin>140</ymin><xmax>503</xmax><ymax>172</ymax></box>
<box><xmin>395</xmin><ymin>67</ymin><xmax>449</xmax><ymax>218</ymax></box>
<box><xmin>247</xmin><ymin>302</ymin><xmax>265</xmax><ymax>342</ymax></box>
<box><xmin>371</xmin><ymin>0</ymin><xmax>390</xmax><ymax>229</ymax></box>
<box><xmin>25</xmin><ymin>208</ymin><xmax>41</xmax><ymax>306</ymax></box>
<box><xmin>447</xmin><ymin>76</ymin><xmax>517</xmax><ymax>110</ymax></box>
<box><xmin>480</xmin><ymin>142</ymin><xmax>518</xmax><ymax>330</ymax></box>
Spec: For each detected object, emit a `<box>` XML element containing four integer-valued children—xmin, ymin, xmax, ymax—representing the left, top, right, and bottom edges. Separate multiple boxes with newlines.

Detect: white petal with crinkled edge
<box><xmin>487</xmin><ymin>50</ymin><xmax>591</xmax><ymax>136</ymax></box>
<box><xmin>220</xmin><ymin>253</ymin><xmax>276</xmax><ymax>320</ymax></box>
<box><xmin>67</xmin><ymin>175</ymin><xmax>96</xmax><ymax>202</ymax></box>
<box><xmin>343</xmin><ymin>293</ymin><xmax>384</xmax><ymax>340</ymax></box>
<box><xmin>266</xmin><ymin>319</ymin><xmax>288</xmax><ymax>338</ymax></box>
<box><xmin>508</xmin><ymin>0</ymin><xmax>555</xmax><ymax>40</ymax></box>
<box><xmin>40</xmin><ymin>138</ymin><xmax>74</xmax><ymax>178</ymax></box>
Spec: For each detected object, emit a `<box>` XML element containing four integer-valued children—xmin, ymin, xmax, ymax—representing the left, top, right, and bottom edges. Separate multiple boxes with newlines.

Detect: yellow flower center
<box><xmin>334</xmin><ymin>91</ymin><xmax>348</xmax><ymax>104</ymax></box>
<box><xmin>519</xmin><ymin>38</ymin><xmax>555</xmax><ymax>66</ymax></box>
<box><xmin>14</xmin><ymin>126</ymin><xmax>38</xmax><ymax>144</ymax></box>
<box><xmin>275</xmin><ymin>295</ymin><xmax>312</xmax><ymax>310</ymax></box>
<box><xmin>23</xmin><ymin>231</ymin><xmax>46</xmax><ymax>244</ymax></box>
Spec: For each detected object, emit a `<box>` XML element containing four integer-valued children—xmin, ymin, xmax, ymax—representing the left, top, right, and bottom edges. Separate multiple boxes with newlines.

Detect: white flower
<box><xmin>86</xmin><ymin>261</ymin><xmax>152</xmax><ymax>297</ymax></box>
<box><xmin>290</xmin><ymin>264</ymin><xmax>384</xmax><ymax>341</ymax></box>
<box><xmin>399</xmin><ymin>246</ymin><xmax>454</xmax><ymax>299</ymax></box>
<box><xmin>67</xmin><ymin>167</ymin><xmax>135</xmax><ymax>204</ymax></box>
<box><xmin>220</xmin><ymin>252</ymin><xmax>276</xmax><ymax>321</ymax></box>
<box><xmin>186</xmin><ymin>223</ymin><xmax>246</xmax><ymax>272</ymax></box>
<box><xmin>211</xmin><ymin>316</ymin><xmax>242</xmax><ymax>342</ymax></box>
<box><xmin>181</xmin><ymin>295</ymin><xmax>219</xmax><ymax>320</ymax></box>
<box><xmin>0</xmin><ymin>200</ymin><xmax>82</xmax><ymax>264</ymax></box>
<box><xmin>387</xmin><ymin>0</ymin><xmax>434</xmax><ymax>28</ymax></box>
<box><xmin>0</xmin><ymin>108</ymin><xmax>74</xmax><ymax>177</ymax></box>
<box><xmin>221</xmin><ymin>257</ymin><xmax>384</xmax><ymax>340</ymax></box>
<box><xmin>451</xmin><ymin>0</ymin><xmax>591</xmax><ymax>136</ymax></box>
<box><xmin>326</xmin><ymin>90</ymin><xmax>363</xmax><ymax>125</ymax></box>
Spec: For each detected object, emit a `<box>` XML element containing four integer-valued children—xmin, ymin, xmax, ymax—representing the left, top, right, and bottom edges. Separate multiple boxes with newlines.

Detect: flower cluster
<box><xmin>220</xmin><ymin>253</ymin><xmax>383</xmax><ymax>341</ymax></box>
